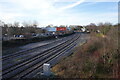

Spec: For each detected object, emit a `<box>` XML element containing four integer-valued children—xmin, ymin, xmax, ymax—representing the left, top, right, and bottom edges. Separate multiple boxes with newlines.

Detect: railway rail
<box><xmin>2</xmin><ymin>33</ymin><xmax>83</xmax><ymax>79</ymax></box>
<box><xmin>2</xmin><ymin>34</ymin><xmax>75</xmax><ymax>70</ymax></box>
<box><xmin>2</xmin><ymin>34</ymin><xmax>74</xmax><ymax>61</ymax></box>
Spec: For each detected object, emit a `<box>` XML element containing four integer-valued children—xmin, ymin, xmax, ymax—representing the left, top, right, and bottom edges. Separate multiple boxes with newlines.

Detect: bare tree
<box><xmin>2</xmin><ymin>24</ymin><xmax>8</xmax><ymax>36</ymax></box>
<box><xmin>32</xmin><ymin>20</ymin><xmax>38</xmax><ymax>27</ymax></box>
<box><xmin>98</xmin><ymin>22</ymin><xmax>112</xmax><ymax>35</ymax></box>
<box><xmin>0</xmin><ymin>20</ymin><xmax>4</xmax><ymax>26</ymax></box>
<box><xmin>87</xmin><ymin>23</ymin><xmax>97</xmax><ymax>32</ymax></box>
<box><xmin>14</xmin><ymin>22</ymin><xmax>19</xmax><ymax>27</ymax></box>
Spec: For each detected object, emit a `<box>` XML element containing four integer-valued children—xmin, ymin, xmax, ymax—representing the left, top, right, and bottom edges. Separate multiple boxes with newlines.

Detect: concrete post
<box><xmin>43</xmin><ymin>63</ymin><xmax>51</xmax><ymax>76</ymax></box>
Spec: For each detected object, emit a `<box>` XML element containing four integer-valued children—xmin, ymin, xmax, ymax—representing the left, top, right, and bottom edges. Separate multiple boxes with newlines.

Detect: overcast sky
<box><xmin>0</xmin><ymin>0</ymin><xmax>119</xmax><ymax>27</ymax></box>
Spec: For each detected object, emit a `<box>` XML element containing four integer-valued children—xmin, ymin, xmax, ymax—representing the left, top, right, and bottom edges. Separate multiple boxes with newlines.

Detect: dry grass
<box><xmin>52</xmin><ymin>25</ymin><xmax>119</xmax><ymax>78</ymax></box>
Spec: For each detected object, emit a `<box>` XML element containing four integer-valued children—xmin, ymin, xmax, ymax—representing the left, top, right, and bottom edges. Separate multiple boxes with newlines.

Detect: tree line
<box><xmin>1</xmin><ymin>20</ymin><xmax>119</xmax><ymax>37</ymax></box>
<box><xmin>1</xmin><ymin>20</ymin><xmax>46</xmax><ymax>37</ymax></box>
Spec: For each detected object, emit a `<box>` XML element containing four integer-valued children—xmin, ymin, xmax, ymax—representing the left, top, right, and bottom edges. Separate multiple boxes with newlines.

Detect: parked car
<box><xmin>14</xmin><ymin>35</ymin><xmax>24</xmax><ymax>38</ymax></box>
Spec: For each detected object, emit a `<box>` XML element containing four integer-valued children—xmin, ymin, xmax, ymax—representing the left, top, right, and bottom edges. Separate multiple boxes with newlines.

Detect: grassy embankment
<box><xmin>52</xmin><ymin>25</ymin><xmax>119</xmax><ymax>78</ymax></box>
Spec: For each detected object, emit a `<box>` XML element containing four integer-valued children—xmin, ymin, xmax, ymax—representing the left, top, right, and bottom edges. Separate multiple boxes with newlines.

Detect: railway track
<box><xmin>3</xmin><ymin>34</ymin><xmax>76</xmax><ymax>75</ymax></box>
<box><xmin>26</xmin><ymin>35</ymin><xmax>82</xmax><ymax>78</ymax></box>
<box><xmin>2</xmin><ymin>34</ymin><xmax>75</xmax><ymax>70</ymax></box>
<box><xmin>2</xmin><ymin>33</ymin><xmax>81</xmax><ymax>79</ymax></box>
<box><xmin>2</xmin><ymin>34</ymin><xmax>74</xmax><ymax>61</ymax></box>
<box><xmin>14</xmin><ymin>35</ymin><xmax>80</xmax><ymax>79</ymax></box>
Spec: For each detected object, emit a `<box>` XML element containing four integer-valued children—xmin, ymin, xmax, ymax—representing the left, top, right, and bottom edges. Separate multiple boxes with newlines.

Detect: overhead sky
<box><xmin>0</xmin><ymin>0</ymin><xmax>119</xmax><ymax>27</ymax></box>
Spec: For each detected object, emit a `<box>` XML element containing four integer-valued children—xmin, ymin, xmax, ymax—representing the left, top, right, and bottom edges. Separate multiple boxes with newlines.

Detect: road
<box><xmin>2</xmin><ymin>33</ymin><xmax>89</xmax><ymax>79</ymax></box>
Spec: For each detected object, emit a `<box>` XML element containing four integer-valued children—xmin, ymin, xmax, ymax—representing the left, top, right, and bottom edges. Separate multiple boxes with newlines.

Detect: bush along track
<box><xmin>52</xmin><ymin>25</ymin><xmax>119</xmax><ymax>78</ymax></box>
